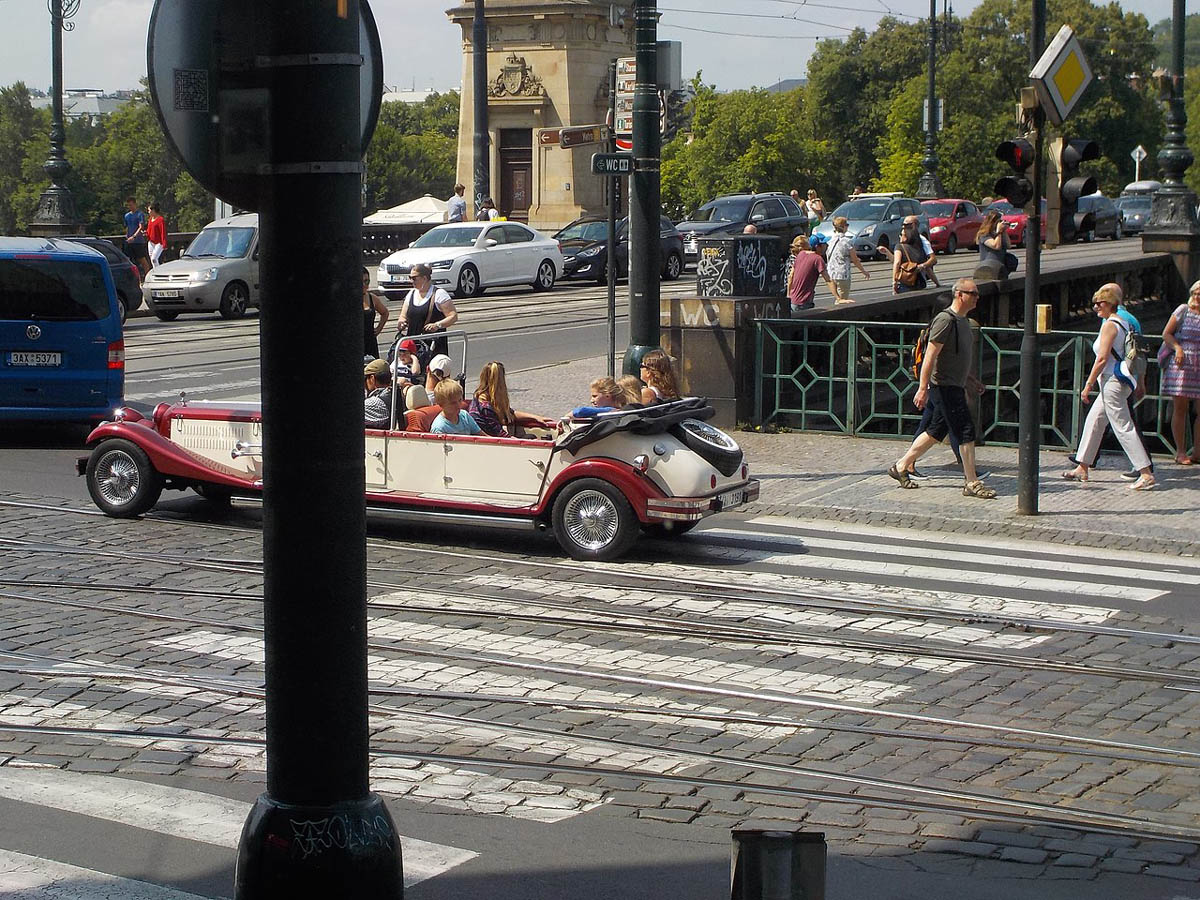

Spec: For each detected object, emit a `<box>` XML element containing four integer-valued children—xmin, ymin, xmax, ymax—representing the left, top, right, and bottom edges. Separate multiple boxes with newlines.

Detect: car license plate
<box><xmin>7</xmin><ymin>351</ymin><xmax>61</xmax><ymax>367</ymax></box>
<box><xmin>153</xmin><ymin>289</ymin><xmax>182</xmax><ymax>298</ymax></box>
<box><xmin>684</xmin><ymin>241</ymin><xmax>697</xmax><ymax>253</ymax></box>
<box><xmin>718</xmin><ymin>489</ymin><xmax>743</xmax><ymax>509</ymax></box>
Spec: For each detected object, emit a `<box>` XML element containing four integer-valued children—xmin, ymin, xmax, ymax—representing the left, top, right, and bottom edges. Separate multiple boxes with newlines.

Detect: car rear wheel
<box><xmin>155</xmin><ymin>310</ymin><xmax>179</xmax><ymax>321</ymax></box>
<box><xmin>946</xmin><ymin>234</ymin><xmax>958</xmax><ymax>255</ymax></box>
<box><xmin>456</xmin><ymin>264</ymin><xmax>482</xmax><ymax>298</ymax></box>
<box><xmin>552</xmin><ymin>478</ymin><xmax>638</xmax><ymax>561</ymax></box>
<box><xmin>1112</xmin><ymin>221</ymin><xmax>1123</xmax><ymax>240</ymax></box>
<box><xmin>219</xmin><ymin>281</ymin><xmax>249</xmax><ymax>319</ymax></box>
<box><xmin>86</xmin><ymin>438</ymin><xmax>163</xmax><ymax>518</ymax></box>
<box><xmin>663</xmin><ymin>251</ymin><xmax>683</xmax><ymax>281</ymax></box>
<box><xmin>116</xmin><ymin>294</ymin><xmax>129</xmax><ymax>325</ymax></box>
<box><xmin>532</xmin><ymin>259</ymin><xmax>556</xmax><ymax>291</ymax></box>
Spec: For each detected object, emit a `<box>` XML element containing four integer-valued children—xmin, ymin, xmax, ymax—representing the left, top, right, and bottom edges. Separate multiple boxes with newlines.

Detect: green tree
<box><xmin>0</xmin><ymin>83</ymin><xmax>37</xmax><ymax>233</ymax></box>
<box><xmin>364</xmin><ymin>93</ymin><xmax>459</xmax><ymax>213</ymax></box>
<box><xmin>1152</xmin><ymin>14</ymin><xmax>1200</xmax><ymax>71</ymax></box>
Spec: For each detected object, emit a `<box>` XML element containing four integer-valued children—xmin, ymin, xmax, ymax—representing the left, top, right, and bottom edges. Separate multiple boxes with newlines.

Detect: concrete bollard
<box><xmin>730</xmin><ymin>829</ymin><xmax>826</xmax><ymax>900</ymax></box>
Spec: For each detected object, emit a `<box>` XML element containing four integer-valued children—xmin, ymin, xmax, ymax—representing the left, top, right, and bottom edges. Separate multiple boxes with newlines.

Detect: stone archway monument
<box><xmin>447</xmin><ymin>0</ymin><xmax>632</xmax><ymax>229</ymax></box>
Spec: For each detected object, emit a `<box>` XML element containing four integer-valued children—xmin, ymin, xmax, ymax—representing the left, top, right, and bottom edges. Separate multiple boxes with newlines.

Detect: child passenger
<box><xmin>430</xmin><ymin>380</ymin><xmax>482</xmax><ymax>435</ymax></box>
<box><xmin>639</xmin><ymin>350</ymin><xmax>680</xmax><ymax>404</ymax></box>
<box><xmin>617</xmin><ymin>374</ymin><xmax>644</xmax><ymax>406</ymax></box>
<box><xmin>569</xmin><ymin>377</ymin><xmax>626</xmax><ymax>419</ymax></box>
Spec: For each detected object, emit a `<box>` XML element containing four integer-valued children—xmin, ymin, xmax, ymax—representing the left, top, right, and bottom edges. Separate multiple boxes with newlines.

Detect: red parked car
<box><xmin>920</xmin><ymin>199</ymin><xmax>985</xmax><ymax>254</ymax></box>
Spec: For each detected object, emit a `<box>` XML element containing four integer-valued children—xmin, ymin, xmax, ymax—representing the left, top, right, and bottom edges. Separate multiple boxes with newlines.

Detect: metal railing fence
<box><xmin>754</xmin><ymin>319</ymin><xmax>1178</xmax><ymax>454</ymax></box>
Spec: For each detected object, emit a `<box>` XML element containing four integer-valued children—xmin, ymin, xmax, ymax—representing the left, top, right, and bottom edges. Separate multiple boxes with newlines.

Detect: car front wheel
<box><xmin>219</xmin><ymin>282</ymin><xmax>249</xmax><ymax>319</ymax></box>
<box><xmin>946</xmin><ymin>234</ymin><xmax>958</xmax><ymax>255</ymax></box>
<box><xmin>551</xmin><ymin>478</ymin><xmax>638</xmax><ymax>561</ymax></box>
<box><xmin>662</xmin><ymin>251</ymin><xmax>683</xmax><ymax>280</ymax></box>
<box><xmin>155</xmin><ymin>310</ymin><xmax>179</xmax><ymax>322</ymax></box>
<box><xmin>456</xmin><ymin>264</ymin><xmax>481</xmax><ymax>298</ymax></box>
<box><xmin>532</xmin><ymin>259</ymin><xmax>556</xmax><ymax>291</ymax></box>
<box><xmin>86</xmin><ymin>438</ymin><xmax>163</xmax><ymax>518</ymax></box>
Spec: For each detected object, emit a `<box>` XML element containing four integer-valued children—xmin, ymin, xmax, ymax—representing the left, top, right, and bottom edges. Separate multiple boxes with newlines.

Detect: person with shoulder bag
<box><xmin>891</xmin><ymin>217</ymin><xmax>931</xmax><ymax>293</ymax></box>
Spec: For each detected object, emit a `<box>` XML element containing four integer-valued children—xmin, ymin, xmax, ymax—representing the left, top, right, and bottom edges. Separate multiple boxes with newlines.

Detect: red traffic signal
<box><xmin>996</xmin><ymin>138</ymin><xmax>1035</xmax><ymax>172</ymax></box>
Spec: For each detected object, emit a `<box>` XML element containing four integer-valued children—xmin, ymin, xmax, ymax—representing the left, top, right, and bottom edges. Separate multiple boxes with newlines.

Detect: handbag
<box><xmin>1004</xmin><ymin>252</ymin><xmax>1019</xmax><ymax>273</ymax></box>
<box><xmin>896</xmin><ymin>244</ymin><xmax>922</xmax><ymax>288</ymax></box>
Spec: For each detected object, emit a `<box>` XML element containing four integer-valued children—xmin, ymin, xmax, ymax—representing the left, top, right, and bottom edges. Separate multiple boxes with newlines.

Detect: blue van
<box><xmin>0</xmin><ymin>237</ymin><xmax>124</xmax><ymax>423</ymax></box>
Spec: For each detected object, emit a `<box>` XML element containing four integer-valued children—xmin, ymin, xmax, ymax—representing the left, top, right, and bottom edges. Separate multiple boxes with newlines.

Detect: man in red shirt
<box><xmin>787</xmin><ymin>234</ymin><xmax>832</xmax><ymax>311</ymax></box>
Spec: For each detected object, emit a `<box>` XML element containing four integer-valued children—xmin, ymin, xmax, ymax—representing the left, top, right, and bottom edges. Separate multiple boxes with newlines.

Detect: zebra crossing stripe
<box><xmin>0</xmin><ymin>848</ymin><xmax>210</xmax><ymax>900</ymax></box>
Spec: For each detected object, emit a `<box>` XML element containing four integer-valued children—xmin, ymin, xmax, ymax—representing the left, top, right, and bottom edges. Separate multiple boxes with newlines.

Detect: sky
<box><xmin>0</xmin><ymin>0</ymin><xmax>1179</xmax><ymax>97</ymax></box>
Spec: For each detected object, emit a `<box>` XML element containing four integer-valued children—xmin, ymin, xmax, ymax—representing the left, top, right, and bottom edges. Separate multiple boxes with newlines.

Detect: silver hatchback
<box><xmin>142</xmin><ymin>214</ymin><xmax>259</xmax><ymax>321</ymax></box>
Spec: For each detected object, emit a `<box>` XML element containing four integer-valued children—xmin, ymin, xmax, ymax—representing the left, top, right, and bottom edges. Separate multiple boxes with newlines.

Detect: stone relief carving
<box><xmin>489</xmin><ymin>53</ymin><xmax>546</xmax><ymax>98</ymax></box>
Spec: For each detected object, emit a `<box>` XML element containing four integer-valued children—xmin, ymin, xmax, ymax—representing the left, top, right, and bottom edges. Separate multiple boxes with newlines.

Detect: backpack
<box><xmin>1111</xmin><ymin>318</ymin><xmax>1148</xmax><ymax>388</ymax></box>
<box><xmin>909</xmin><ymin>311</ymin><xmax>959</xmax><ymax>380</ymax></box>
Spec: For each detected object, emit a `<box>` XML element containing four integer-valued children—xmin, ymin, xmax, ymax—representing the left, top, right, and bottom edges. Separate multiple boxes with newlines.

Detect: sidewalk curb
<box><xmin>741</xmin><ymin>500</ymin><xmax>1200</xmax><ymax>557</ymax></box>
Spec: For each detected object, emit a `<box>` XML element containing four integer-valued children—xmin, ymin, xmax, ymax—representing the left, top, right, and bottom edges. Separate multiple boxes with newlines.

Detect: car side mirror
<box><xmin>749</xmin><ymin>213</ymin><xmax>766</xmax><ymax>223</ymax></box>
<box><xmin>485</xmin><ymin>239</ymin><xmax>498</xmax><ymax>247</ymax></box>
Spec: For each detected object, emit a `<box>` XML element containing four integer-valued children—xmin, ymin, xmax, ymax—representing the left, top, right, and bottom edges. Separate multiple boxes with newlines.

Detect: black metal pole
<box><xmin>607</xmin><ymin>59</ymin><xmax>618</xmax><ymax>378</ymax></box>
<box><xmin>622</xmin><ymin>0</ymin><xmax>661</xmax><ymax>375</ymax></box>
<box><xmin>1017</xmin><ymin>0</ymin><xmax>1046</xmax><ymax>516</ymax></box>
<box><xmin>915</xmin><ymin>0</ymin><xmax>944</xmax><ymax>200</ymax></box>
<box><xmin>233</xmin><ymin>0</ymin><xmax>402</xmax><ymax>894</ymax></box>
<box><xmin>472</xmin><ymin>0</ymin><xmax>490</xmax><ymax>216</ymax></box>
<box><xmin>29</xmin><ymin>0</ymin><xmax>80</xmax><ymax>235</ymax></box>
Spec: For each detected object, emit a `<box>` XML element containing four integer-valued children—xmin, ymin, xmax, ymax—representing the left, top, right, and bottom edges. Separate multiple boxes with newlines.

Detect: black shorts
<box><xmin>923</xmin><ymin>384</ymin><xmax>975</xmax><ymax>445</ymax></box>
<box><xmin>125</xmin><ymin>241</ymin><xmax>149</xmax><ymax>264</ymax></box>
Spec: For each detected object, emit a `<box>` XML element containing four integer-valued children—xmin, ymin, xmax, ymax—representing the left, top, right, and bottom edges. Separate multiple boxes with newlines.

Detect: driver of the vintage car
<box><xmin>364</xmin><ymin>358</ymin><xmax>393</xmax><ymax>430</ymax></box>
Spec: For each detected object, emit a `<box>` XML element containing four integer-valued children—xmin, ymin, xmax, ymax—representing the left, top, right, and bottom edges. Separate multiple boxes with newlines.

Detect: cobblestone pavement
<box><xmin>1</xmin><ymin>493</ymin><xmax>1199</xmax><ymax>891</ymax></box>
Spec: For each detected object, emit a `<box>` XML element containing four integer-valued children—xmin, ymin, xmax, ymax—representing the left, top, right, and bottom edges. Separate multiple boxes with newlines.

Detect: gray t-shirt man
<box><xmin>928</xmin><ymin>308</ymin><xmax>973</xmax><ymax>388</ymax></box>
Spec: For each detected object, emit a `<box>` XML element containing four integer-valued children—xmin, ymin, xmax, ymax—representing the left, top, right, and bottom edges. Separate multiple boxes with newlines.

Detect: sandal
<box><xmin>887</xmin><ymin>464</ymin><xmax>918</xmax><ymax>489</ymax></box>
<box><xmin>962</xmin><ymin>480</ymin><xmax>997</xmax><ymax>499</ymax></box>
<box><xmin>1130</xmin><ymin>475</ymin><xmax>1156</xmax><ymax>492</ymax></box>
<box><xmin>1061</xmin><ymin>470</ymin><xmax>1087</xmax><ymax>482</ymax></box>
<box><xmin>1175</xmin><ymin>455</ymin><xmax>1192</xmax><ymax>465</ymax></box>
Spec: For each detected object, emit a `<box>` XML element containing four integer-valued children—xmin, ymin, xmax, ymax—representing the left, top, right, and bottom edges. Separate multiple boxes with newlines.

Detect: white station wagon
<box><xmin>377</xmin><ymin>222</ymin><xmax>562</xmax><ymax>299</ymax></box>
<box><xmin>78</xmin><ymin>395</ymin><xmax>759</xmax><ymax>561</ymax></box>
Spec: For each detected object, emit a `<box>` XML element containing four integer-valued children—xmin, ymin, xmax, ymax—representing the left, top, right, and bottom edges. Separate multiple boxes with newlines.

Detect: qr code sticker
<box><xmin>173</xmin><ymin>69</ymin><xmax>209</xmax><ymax>112</ymax></box>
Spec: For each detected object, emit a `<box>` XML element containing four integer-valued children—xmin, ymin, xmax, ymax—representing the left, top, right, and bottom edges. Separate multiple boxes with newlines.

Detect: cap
<box><xmin>428</xmin><ymin>354</ymin><xmax>453</xmax><ymax>375</ymax></box>
<box><xmin>398</xmin><ymin>339</ymin><xmax>418</xmax><ymax>353</ymax></box>
<box><xmin>364</xmin><ymin>358</ymin><xmax>389</xmax><ymax>378</ymax></box>
<box><xmin>808</xmin><ymin>233</ymin><xmax>827</xmax><ymax>248</ymax></box>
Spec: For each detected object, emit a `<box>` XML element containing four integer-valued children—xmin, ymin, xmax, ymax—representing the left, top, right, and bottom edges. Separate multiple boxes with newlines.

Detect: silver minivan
<box><xmin>142</xmin><ymin>213</ymin><xmax>259</xmax><ymax>321</ymax></box>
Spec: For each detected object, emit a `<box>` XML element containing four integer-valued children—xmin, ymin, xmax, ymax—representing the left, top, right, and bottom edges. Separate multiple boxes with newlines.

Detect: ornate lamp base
<box><xmin>28</xmin><ymin>185</ymin><xmax>83</xmax><ymax>237</ymax></box>
<box><xmin>915</xmin><ymin>171</ymin><xmax>945</xmax><ymax>201</ymax></box>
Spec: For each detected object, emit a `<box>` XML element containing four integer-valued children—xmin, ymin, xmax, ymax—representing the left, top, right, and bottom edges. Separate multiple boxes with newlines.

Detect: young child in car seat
<box><xmin>391</xmin><ymin>338</ymin><xmax>422</xmax><ymax>385</ymax></box>
<box><xmin>430</xmin><ymin>379</ymin><xmax>481</xmax><ymax>436</ymax></box>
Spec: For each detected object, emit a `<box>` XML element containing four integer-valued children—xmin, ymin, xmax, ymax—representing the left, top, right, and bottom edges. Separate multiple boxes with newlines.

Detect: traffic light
<box><xmin>1046</xmin><ymin>137</ymin><xmax>1098</xmax><ymax>245</ymax></box>
<box><xmin>994</xmin><ymin>138</ymin><xmax>1035</xmax><ymax>207</ymax></box>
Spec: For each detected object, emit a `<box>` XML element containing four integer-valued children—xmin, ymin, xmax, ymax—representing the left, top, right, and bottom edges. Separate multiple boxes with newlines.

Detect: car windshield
<box><xmin>1118</xmin><ymin>198</ymin><xmax>1151</xmax><ymax>211</ymax></box>
<box><xmin>922</xmin><ymin>202</ymin><xmax>956</xmax><ymax>217</ymax></box>
<box><xmin>556</xmin><ymin>221</ymin><xmax>607</xmax><ymax>243</ymax></box>
<box><xmin>832</xmin><ymin>198</ymin><xmax>892</xmax><ymax>221</ymax></box>
<box><xmin>411</xmin><ymin>227</ymin><xmax>483</xmax><ymax>248</ymax></box>
<box><xmin>690</xmin><ymin>198</ymin><xmax>753</xmax><ymax>223</ymax></box>
<box><xmin>184</xmin><ymin>227</ymin><xmax>254</xmax><ymax>259</ymax></box>
<box><xmin>0</xmin><ymin>258</ymin><xmax>110</xmax><ymax>321</ymax></box>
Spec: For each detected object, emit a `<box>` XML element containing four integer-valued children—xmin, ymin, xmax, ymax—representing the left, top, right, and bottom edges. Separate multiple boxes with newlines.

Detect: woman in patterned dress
<box><xmin>1161</xmin><ymin>280</ymin><xmax>1200</xmax><ymax>464</ymax></box>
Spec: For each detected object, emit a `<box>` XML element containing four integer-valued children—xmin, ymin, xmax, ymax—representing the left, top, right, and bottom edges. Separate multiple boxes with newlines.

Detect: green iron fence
<box><xmin>754</xmin><ymin>319</ymin><xmax>1178</xmax><ymax>454</ymax></box>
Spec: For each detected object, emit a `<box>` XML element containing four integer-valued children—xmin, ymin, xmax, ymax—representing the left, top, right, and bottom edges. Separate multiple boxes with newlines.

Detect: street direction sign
<box><xmin>591</xmin><ymin>152</ymin><xmax>633</xmax><ymax>176</ymax></box>
<box><xmin>147</xmin><ymin>0</ymin><xmax>383</xmax><ymax>211</ymax></box>
<box><xmin>560</xmin><ymin>125</ymin><xmax>607</xmax><ymax>149</ymax></box>
<box><xmin>1131</xmin><ymin>145</ymin><xmax>1147</xmax><ymax>162</ymax></box>
<box><xmin>538</xmin><ymin>128</ymin><xmax>562</xmax><ymax>146</ymax></box>
<box><xmin>1030</xmin><ymin>25</ymin><xmax>1093</xmax><ymax>126</ymax></box>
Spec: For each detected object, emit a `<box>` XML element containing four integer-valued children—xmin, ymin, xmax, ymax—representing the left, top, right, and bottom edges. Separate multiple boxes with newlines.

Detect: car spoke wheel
<box><xmin>946</xmin><ymin>234</ymin><xmax>957</xmax><ymax>255</ymax></box>
<box><xmin>552</xmin><ymin>478</ymin><xmax>638</xmax><ymax>561</ymax></box>
<box><xmin>86</xmin><ymin>438</ymin><xmax>163</xmax><ymax>517</ymax></box>
<box><xmin>456</xmin><ymin>264</ymin><xmax>481</xmax><ymax>298</ymax></box>
<box><xmin>663</xmin><ymin>252</ymin><xmax>683</xmax><ymax>281</ymax></box>
<box><xmin>671</xmin><ymin>418</ymin><xmax>743</xmax><ymax>476</ymax></box>
<box><xmin>219</xmin><ymin>282</ymin><xmax>249</xmax><ymax>319</ymax></box>
<box><xmin>533</xmin><ymin>259</ymin><xmax>556</xmax><ymax>291</ymax></box>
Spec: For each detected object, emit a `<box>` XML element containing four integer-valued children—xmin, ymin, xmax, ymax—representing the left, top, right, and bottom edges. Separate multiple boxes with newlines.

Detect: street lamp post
<box><xmin>29</xmin><ymin>0</ymin><xmax>83</xmax><ymax>236</ymax></box>
<box><xmin>915</xmin><ymin>0</ymin><xmax>945</xmax><ymax>201</ymax></box>
<box><xmin>472</xmin><ymin>0</ymin><xmax>489</xmax><ymax>217</ymax></box>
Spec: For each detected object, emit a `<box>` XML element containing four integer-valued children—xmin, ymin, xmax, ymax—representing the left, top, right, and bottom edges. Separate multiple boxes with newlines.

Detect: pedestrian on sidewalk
<box><xmin>1062</xmin><ymin>284</ymin><xmax>1155</xmax><ymax>490</ymax></box>
<box><xmin>888</xmin><ymin>278</ymin><xmax>996</xmax><ymax>499</ymax></box>
<box><xmin>1161</xmin><ymin>280</ymin><xmax>1200</xmax><ymax>465</ymax></box>
<box><xmin>123</xmin><ymin>196</ymin><xmax>149</xmax><ymax>281</ymax></box>
<box><xmin>145</xmin><ymin>203</ymin><xmax>167</xmax><ymax>268</ymax></box>
<box><xmin>787</xmin><ymin>235</ymin><xmax>831</xmax><ymax>312</ymax></box>
<box><xmin>446</xmin><ymin>183</ymin><xmax>467</xmax><ymax>223</ymax></box>
<box><xmin>826</xmin><ymin>216</ymin><xmax>868</xmax><ymax>304</ymax></box>
<box><xmin>890</xmin><ymin>216</ymin><xmax>935</xmax><ymax>294</ymax></box>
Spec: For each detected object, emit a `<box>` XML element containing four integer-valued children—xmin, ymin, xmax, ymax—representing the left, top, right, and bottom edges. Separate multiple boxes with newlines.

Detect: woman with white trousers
<box><xmin>1062</xmin><ymin>284</ymin><xmax>1156</xmax><ymax>491</ymax></box>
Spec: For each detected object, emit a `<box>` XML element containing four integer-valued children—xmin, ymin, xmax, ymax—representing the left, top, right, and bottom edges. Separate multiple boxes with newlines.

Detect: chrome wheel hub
<box><xmin>94</xmin><ymin>451</ymin><xmax>140</xmax><ymax>505</ymax></box>
<box><xmin>563</xmin><ymin>490</ymin><xmax>618</xmax><ymax>551</ymax></box>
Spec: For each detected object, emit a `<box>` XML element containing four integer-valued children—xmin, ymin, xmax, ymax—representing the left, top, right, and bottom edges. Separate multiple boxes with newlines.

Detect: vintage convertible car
<box><xmin>77</xmin><ymin>396</ymin><xmax>759</xmax><ymax>561</ymax></box>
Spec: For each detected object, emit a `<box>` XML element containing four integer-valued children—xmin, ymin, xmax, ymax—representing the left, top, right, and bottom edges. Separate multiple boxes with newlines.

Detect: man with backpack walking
<box><xmin>888</xmin><ymin>278</ymin><xmax>996</xmax><ymax>499</ymax></box>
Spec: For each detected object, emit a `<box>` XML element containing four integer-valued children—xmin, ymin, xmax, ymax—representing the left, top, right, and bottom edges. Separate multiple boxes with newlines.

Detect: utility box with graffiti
<box><xmin>695</xmin><ymin>235</ymin><xmax>785</xmax><ymax>299</ymax></box>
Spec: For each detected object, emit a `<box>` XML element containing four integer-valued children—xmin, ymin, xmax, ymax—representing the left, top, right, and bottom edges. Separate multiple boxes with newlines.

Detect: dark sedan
<box><xmin>555</xmin><ymin>215</ymin><xmax>684</xmax><ymax>282</ymax></box>
<box><xmin>64</xmin><ymin>236</ymin><xmax>142</xmax><ymax>322</ymax></box>
<box><xmin>1076</xmin><ymin>194</ymin><xmax>1123</xmax><ymax>241</ymax></box>
<box><xmin>1115</xmin><ymin>195</ymin><xmax>1151</xmax><ymax>235</ymax></box>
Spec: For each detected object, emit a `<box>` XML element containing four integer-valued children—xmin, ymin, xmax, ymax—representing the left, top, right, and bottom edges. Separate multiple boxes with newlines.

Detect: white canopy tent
<box><xmin>364</xmin><ymin>194</ymin><xmax>449</xmax><ymax>225</ymax></box>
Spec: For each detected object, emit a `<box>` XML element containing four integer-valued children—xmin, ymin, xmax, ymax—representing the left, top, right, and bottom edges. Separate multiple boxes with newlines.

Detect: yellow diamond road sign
<box><xmin>1031</xmin><ymin>25</ymin><xmax>1093</xmax><ymax>125</ymax></box>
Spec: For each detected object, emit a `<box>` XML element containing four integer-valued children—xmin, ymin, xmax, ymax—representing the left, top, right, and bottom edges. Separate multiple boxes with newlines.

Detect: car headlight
<box><xmin>856</xmin><ymin>227</ymin><xmax>873</xmax><ymax>238</ymax></box>
<box><xmin>190</xmin><ymin>268</ymin><xmax>220</xmax><ymax>283</ymax></box>
<box><xmin>429</xmin><ymin>259</ymin><xmax>454</xmax><ymax>270</ymax></box>
<box><xmin>577</xmin><ymin>246</ymin><xmax>604</xmax><ymax>258</ymax></box>
<box><xmin>930</xmin><ymin>225</ymin><xmax>946</xmax><ymax>234</ymax></box>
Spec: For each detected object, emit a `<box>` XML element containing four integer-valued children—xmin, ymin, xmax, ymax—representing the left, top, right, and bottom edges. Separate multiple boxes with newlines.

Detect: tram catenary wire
<box><xmin>0</xmin><ymin>718</ymin><xmax>1192</xmax><ymax>845</ymax></box>
<box><xmin>1</xmin><ymin>586</ymin><xmax>1197</xmax><ymax>765</ymax></box>
<box><xmin>1</xmin><ymin>574</ymin><xmax>1196</xmax><ymax>691</ymax></box>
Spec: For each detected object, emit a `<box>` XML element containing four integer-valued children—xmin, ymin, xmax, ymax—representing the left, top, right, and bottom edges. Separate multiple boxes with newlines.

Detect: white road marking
<box><xmin>700</xmin><ymin>526</ymin><xmax>1197</xmax><ymax>587</ymax></box>
<box><xmin>0</xmin><ymin>847</ymin><xmax>210</xmax><ymax>900</ymax></box>
<box><xmin>0</xmin><ymin>768</ymin><xmax>475</xmax><ymax>889</ymax></box>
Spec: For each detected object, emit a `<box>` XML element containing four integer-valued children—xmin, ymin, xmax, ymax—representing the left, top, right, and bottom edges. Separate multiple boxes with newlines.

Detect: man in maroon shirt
<box><xmin>787</xmin><ymin>234</ymin><xmax>832</xmax><ymax>311</ymax></box>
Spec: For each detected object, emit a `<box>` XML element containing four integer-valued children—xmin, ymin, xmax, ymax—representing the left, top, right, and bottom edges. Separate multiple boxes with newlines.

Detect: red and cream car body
<box><xmin>78</xmin><ymin>397</ymin><xmax>759</xmax><ymax>560</ymax></box>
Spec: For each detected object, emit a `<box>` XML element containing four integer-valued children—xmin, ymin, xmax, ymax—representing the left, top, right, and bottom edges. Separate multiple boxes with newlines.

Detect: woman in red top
<box><xmin>146</xmin><ymin>204</ymin><xmax>167</xmax><ymax>268</ymax></box>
